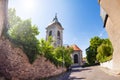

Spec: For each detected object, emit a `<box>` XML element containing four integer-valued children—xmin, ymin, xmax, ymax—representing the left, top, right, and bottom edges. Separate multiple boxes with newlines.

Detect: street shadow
<box><xmin>71</xmin><ymin>68</ymin><xmax>91</xmax><ymax>73</ymax></box>
<box><xmin>64</xmin><ymin>67</ymin><xmax>91</xmax><ymax>80</ymax></box>
<box><xmin>69</xmin><ymin>77</ymin><xmax>86</xmax><ymax>80</ymax></box>
<box><xmin>71</xmin><ymin>65</ymin><xmax>81</xmax><ymax>68</ymax></box>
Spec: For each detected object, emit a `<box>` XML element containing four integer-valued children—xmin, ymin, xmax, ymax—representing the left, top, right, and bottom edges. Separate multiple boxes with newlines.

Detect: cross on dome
<box><xmin>53</xmin><ymin>13</ymin><xmax>58</xmax><ymax>22</ymax></box>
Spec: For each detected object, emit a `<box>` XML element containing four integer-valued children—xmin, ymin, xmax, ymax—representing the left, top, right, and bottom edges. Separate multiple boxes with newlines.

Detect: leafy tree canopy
<box><xmin>8</xmin><ymin>8</ymin><xmax>40</xmax><ymax>63</ymax></box>
<box><xmin>39</xmin><ymin>37</ymin><xmax>73</xmax><ymax>68</ymax></box>
<box><xmin>97</xmin><ymin>39</ymin><xmax>113</xmax><ymax>63</ymax></box>
<box><xmin>86</xmin><ymin>36</ymin><xmax>113</xmax><ymax>64</ymax></box>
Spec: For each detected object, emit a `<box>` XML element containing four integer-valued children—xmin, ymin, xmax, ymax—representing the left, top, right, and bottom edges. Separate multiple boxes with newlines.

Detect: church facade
<box><xmin>71</xmin><ymin>45</ymin><xmax>83</xmax><ymax>66</ymax></box>
<box><xmin>46</xmin><ymin>15</ymin><xmax>83</xmax><ymax>66</ymax></box>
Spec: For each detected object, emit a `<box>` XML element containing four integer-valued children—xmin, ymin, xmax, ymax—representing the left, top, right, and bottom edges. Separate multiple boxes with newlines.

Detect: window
<box><xmin>49</xmin><ymin>31</ymin><xmax>52</xmax><ymax>36</ymax></box>
<box><xmin>57</xmin><ymin>31</ymin><xmax>60</xmax><ymax>39</ymax></box>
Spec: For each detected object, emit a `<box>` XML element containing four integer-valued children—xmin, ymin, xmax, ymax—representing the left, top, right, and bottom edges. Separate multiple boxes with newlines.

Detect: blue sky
<box><xmin>8</xmin><ymin>0</ymin><xmax>108</xmax><ymax>57</ymax></box>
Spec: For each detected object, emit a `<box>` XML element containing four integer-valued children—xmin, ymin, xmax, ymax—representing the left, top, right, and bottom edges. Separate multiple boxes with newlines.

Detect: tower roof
<box><xmin>47</xmin><ymin>14</ymin><xmax>63</xmax><ymax>29</ymax></box>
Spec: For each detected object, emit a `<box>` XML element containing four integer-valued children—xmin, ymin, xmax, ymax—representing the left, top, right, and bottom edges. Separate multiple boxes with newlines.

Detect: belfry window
<box><xmin>57</xmin><ymin>31</ymin><xmax>60</xmax><ymax>39</ymax></box>
<box><xmin>49</xmin><ymin>31</ymin><xmax>52</xmax><ymax>36</ymax></box>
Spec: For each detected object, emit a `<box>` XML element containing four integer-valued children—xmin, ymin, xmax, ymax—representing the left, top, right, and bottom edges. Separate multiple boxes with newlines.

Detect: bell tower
<box><xmin>46</xmin><ymin>14</ymin><xmax>64</xmax><ymax>47</ymax></box>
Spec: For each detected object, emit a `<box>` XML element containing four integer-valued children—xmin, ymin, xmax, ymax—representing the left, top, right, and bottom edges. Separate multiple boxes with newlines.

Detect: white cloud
<box><xmin>99</xmin><ymin>29</ymin><xmax>105</xmax><ymax>37</ymax></box>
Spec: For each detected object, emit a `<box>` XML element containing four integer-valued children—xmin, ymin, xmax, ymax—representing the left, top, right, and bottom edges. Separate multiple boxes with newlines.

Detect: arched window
<box><xmin>57</xmin><ymin>31</ymin><xmax>60</xmax><ymax>38</ymax></box>
<box><xmin>74</xmin><ymin>54</ymin><xmax>78</xmax><ymax>63</ymax></box>
<box><xmin>49</xmin><ymin>31</ymin><xmax>52</xmax><ymax>36</ymax></box>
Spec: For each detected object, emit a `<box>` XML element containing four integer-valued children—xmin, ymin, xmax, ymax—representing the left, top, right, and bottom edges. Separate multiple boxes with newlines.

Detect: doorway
<box><xmin>74</xmin><ymin>54</ymin><xmax>78</xmax><ymax>64</ymax></box>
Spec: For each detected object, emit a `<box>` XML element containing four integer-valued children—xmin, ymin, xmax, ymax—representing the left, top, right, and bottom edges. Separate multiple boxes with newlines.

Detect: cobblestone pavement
<box><xmin>67</xmin><ymin>66</ymin><xmax>120</xmax><ymax>80</ymax></box>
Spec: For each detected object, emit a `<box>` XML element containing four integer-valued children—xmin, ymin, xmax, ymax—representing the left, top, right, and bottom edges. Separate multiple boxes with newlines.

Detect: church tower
<box><xmin>46</xmin><ymin>14</ymin><xmax>64</xmax><ymax>47</ymax></box>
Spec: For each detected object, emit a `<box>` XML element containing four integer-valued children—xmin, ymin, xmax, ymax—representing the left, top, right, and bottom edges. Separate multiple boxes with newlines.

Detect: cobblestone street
<box><xmin>67</xmin><ymin>66</ymin><xmax>120</xmax><ymax>80</ymax></box>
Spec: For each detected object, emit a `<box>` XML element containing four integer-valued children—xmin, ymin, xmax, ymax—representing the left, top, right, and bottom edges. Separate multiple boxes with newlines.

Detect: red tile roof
<box><xmin>72</xmin><ymin>44</ymin><xmax>82</xmax><ymax>51</ymax></box>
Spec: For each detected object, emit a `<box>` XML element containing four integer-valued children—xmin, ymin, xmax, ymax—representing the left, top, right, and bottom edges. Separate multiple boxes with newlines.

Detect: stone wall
<box><xmin>0</xmin><ymin>38</ymin><xmax>66</xmax><ymax>80</ymax></box>
<box><xmin>100</xmin><ymin>60</ymin><xmax>113</xmax><ymax>69</ymax></box>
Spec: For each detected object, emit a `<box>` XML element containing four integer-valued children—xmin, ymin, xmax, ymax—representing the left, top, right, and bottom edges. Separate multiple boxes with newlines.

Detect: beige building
<box><xmin>71</xmin><ymin>44</ymin><xmax>83</xmax><ymax>66</ymax></box>
<box><xmin>46</xmin><ymin>14</ymin><xmax>64</xmax><ymax>47</ymax></box>
<box><xmin>99</xmin><ymin>0</ymin><xmax>120</xmax><ymax>73</ymax></box>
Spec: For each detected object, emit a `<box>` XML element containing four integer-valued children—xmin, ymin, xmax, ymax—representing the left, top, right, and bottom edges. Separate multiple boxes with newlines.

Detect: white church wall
<box><xmin>71</xmin><ymin>51</ymin><xmax>83</xmax><ymax>66</ymax></box>
<box><xmin>46</xmin><ymin>15</ymin><xmax>64</xmax><ymax>47</ymax></box>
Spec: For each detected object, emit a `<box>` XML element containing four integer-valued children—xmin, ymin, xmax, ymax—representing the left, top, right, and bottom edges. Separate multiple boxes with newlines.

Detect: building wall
<box><xmin>100</xmin><ymin>60</ymin><xmax>113</xmax><ymax>69</ymax></box>
<box><xmin>0</xmin><ymin>0</ymin><xmax>8</xmax><ymax>37</ymax></box>
<box><xmin>46</xmin><ymin>24</ymin><xmax>63</xmax><ymax>47</ymax></box>
<box><xmin>80</xmin><ymin>51</ymin><xmax>83</xmax><ymax>65</ymax></box>
<box><xmin>99</xmin><ymin>0</ymin><xmax>120</xmax><ymax>71</ymax></box>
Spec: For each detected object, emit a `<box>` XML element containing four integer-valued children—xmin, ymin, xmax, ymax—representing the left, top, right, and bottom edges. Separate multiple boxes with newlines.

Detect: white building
<box><xmin>46</xmin><ymin>14</ymin><xmax>64</xmax><ymax>47</ymax></box>
<box><xmin>71</xmin><ymin>44</ymin><xmax>83</xmax><ymax>66</ymax></box>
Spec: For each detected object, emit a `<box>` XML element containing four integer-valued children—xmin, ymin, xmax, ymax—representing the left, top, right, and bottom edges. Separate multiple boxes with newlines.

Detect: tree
<box><xmin>8</xmin><ymin>8</ymin><xmax>40</xmax><ymax>63</ymax></box>
<box><xmin>86</xmin><ymin>36</ymin><xmax>113</xmax><ymax>64</ymax></box>
<box><xmin>38</xmin><ymin>37</ymin><xmax>61</xmax><ymax>67</ymax></box>
<box><xmin>39</xmin><ymin>37</ymin><xmax>54</xmax><ymax>58</ymax></box>
<box><xmin>8</xmin><ymin>8</ymin><xmax>21</xmax><ymax>29</ymax></box>
<box><xmin>53</xmin><ymin>47</ymin><xmax>65</xmax><ymax>66</ymax></box>
<box><xmin>38</xmin><ymin>36</ymin><xmax>73</xmax><ymax>68</ymax></box>
<box><xmin>53</xmin><ymin>46</ymin><xmax>73</xmax><ymax>68</ymax></box>
<box><xmin>86</xmin><ymin>46</ymin><xmax>96</xmax><ymax>64</ymax></box>
<box><xmin>64</xmin><ymin>47</ymin><xmax>73</xmax><ymax>68</ymax></box>
<box><xmin>96</xmin><ymin>39</ymin><xmax>113</xmax><ymax>63</ymax></box>
<box><xmin>86</xmin><ymin>36</ymin><xmax>102</xmax><ymax>64</ymax></box>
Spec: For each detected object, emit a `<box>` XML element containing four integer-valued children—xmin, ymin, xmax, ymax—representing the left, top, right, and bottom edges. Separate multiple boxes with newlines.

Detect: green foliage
<box><xmin>8</xmin><ymin>8</ymin><xmax>22</xmax><ymax>29</ymax></box>
<box><xmin>90</xmin><ymin>36</ymin><xmax>103</xmax><ymax>48</ymax></box>
<box><xmin>53</xmin><ymin>46</ymin><xmax>73</xmax><ymax>68</ymax></box>
<box><xmin>64</xmin><ymin>47</ymin><xmax>73</xmax><ymax>68</ymax></box>
<box><xmin>86</xmin><ymin>36</ymin><xmax>102</xmax><ymax>64</ymax></box>
<box><xmin>39</xmin><ymin>37</ymin><xmax>73</xmax><ymax>68</ymax></box>
<box><xmin>39</xmin><ymin>37</ymin><xmax>53</xmax><ymax>56</ymax></box>
<box><xmin>82</xmin><ymin>63</ymin><xmax>100</xmax><ymax>67</ymax></box>
<box><xmin>86</xmin><ymin>46</ymin><xmax>96</xmax><ymax>64</ymax></box>
<box><xmin>8</xmin><ymin>8</ymin><xmax>40</xmax><ymax>63</ymax></box>
<box><xmin>96</xmin><ymin>39</ymin><xmax>113</xmax><ymax>63</ymax></box>
<box><xmin>86</xmin><ymin>36</ymin><xmax>113</xmax><ymax>64</ymax></box>
<box><xmin>39</xmin><ymin>37</ymin><xmax>56</xmax><ymax>65</ymax></box>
